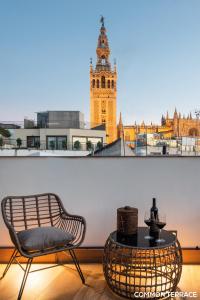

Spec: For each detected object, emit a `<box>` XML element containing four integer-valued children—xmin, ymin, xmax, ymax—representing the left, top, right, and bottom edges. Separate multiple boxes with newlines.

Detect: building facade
<box><xmin>12</xmin><ymin>128</ymin><xmax>106</xmax><ymax>150</ymax></box>
<box><xmin>37</xmin><ymin>111</ymin><xmax>84</xmax><ymax>129</ymax></box>
<box><xmin>118</xmin><ymin>109</ymin><xmax>200</xmax><ymax>143</ymax></box>
<box><xmin>90</xmin><ymin>17</ymin><xmax>117</xmax><ymax>144</ymax></box>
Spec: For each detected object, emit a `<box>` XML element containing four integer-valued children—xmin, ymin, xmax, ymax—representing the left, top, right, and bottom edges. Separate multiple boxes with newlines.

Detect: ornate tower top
<box><xmin>173</xmin><ymin>107</ymin><xmax>178</xmax><ymax>119</ymax></box>
<box><xmin>161</xmin><ymin>114</ymin><xmax>166</xmax><ymax>125</ymax></box>
<box><xmin>118</xmin><ymin>112</ymin><xmax>124</xmax><ymax>139</ymax></box>
<box><xmin>119</xmin><ymin>112</ymin><xmax>123</xmax><ymax>125</ymax></box>
<box><xmin>96</xmin><ymin>16</ymin><xmax>111</xmax><ymax>71</ymax></box>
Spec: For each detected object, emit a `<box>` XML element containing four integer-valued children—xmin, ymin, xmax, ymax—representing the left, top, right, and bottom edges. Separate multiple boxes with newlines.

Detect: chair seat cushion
<box><xmin>17</xmin><ymin>226</ymin><xmax>75</xmax><ymax>251</ymax></box>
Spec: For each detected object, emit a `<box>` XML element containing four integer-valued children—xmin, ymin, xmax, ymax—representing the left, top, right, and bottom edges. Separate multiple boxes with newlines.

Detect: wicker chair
<box><xmin>1</xmin><ymin>193</ymin><xmax>86</xmax><ymax>300</ymax></box>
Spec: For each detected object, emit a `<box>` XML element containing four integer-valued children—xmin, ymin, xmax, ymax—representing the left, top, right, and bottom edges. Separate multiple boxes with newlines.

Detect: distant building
<box><xmin>24</xmin><ymin>118</ymin><xmax>35</xmax><ymax>129</ymax></box>
<box><xmin>12</xmin><ymin>127</ymin><xmax>106</xmax><ymax>151</ymax></box>
<box><xmin>118</xmin><ymin>109</ymin><xmax>200</xmax><ymax>144</ymax></box>
<box><xmin>37</xmin><ymin>111</ymin><xmax>84</xmax><ymax>129</ymax></box>
<box><xmin>0</xmin><ymin>123</ymin><xmax>20</xmax><ymax>129</ymax></box>
<box><xmin>89</xmin><ymin>19</ymin><xmax>200</xmax><ymax>145</ymax></box>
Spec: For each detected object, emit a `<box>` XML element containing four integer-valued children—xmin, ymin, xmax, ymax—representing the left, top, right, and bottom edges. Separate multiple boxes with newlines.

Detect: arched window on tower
<box><xmin>101</xmin><ymin>76</ymin><xmax>105</xmax><ymax>88</ymax></box>
<box><xmin>107</xmin><ymin>80</ymin><xmax>110</xmax><ymax>88</ymax></box>
<box><xmin>112</xmin><ymin>80</ymin><xmax>114</xmax><ymax>89</ymax></box>
<box><xmin>92</xmin><ymin>79</ymin><xmax>95</xmax><ymax>88</ymax></box>
<box><xmin>97</xmin><ymin>79</ymin><xmax>99</xmax><ymax>88</ymax></box>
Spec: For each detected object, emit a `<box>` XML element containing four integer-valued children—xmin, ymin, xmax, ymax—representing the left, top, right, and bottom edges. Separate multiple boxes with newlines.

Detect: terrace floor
<box><xmin>0</xmin><ymin>264</ymin><xmax>199</xmax><ymax>300</ymax></box>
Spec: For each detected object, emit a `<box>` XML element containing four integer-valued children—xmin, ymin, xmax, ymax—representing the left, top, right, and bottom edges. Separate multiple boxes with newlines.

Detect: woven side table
<box><xmin>103</xmin><ymin>227</ymin><xmax>182</xmax><ymax>299</ymax></box>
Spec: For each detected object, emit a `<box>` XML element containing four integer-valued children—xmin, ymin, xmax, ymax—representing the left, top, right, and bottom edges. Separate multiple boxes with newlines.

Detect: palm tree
<box><xmin>16</xmin><ymin>138</ymin><xmax>22</xmax><ymax>148</ymax></box>
<box><xmin>0</xmin><ymin>137</ymin><xmax>3</xmax><ymax>149</ymax></box>
<box><xmin>74</xmin><ymin>140</ymin><xmax>81</xmax><ymax>150</ymax></box>
<box><xmin>86</xmin><ymin>141</ymin><xmax>93</xmax><ymax>151</ymax></box>
<box><xmin>97</xmin><ymin>141</ymin><xmax>103</xmax><ymax>150</ymax></box>
<box><xmin>0</xmin><ymin>128</ymin><xmax>11</xmax><ymax>138</ymax></box>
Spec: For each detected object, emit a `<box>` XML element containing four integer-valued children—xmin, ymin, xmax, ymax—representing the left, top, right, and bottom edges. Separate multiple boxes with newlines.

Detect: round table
<box><xmin>103</xmin><ymin>227</ymin><xmax>182</xmax><ymax>299</ymax></box>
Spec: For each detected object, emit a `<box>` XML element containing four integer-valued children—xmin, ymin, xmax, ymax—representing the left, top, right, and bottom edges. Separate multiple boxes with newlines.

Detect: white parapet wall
<box><xmin>0</xmin><ymin>149</ymin><xmax>90</xmax><ymax>156</ymax></box>
<box><xmin>0</xmin><ymin>157</ymin><xmax>199</xmax><ymax>248</ymax></box>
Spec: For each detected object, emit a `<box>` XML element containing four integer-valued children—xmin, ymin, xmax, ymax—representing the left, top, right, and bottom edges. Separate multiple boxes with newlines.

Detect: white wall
<box><xmin>0</xmin><ymin>149</ymin><xmax>89</xmax><ymax>156</ymax></box>
<box><xmin>0</xmin><ymin>157</ymin><xmax>199</xmax><ymax>248</ymax></box>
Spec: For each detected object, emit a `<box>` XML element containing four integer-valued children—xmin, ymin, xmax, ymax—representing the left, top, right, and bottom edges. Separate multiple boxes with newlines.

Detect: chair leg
<box><xmin>17</xmin><ymin>258</ymin><xmax>32</xmax><ymax>300</ymax></box>
<box><xmin>68</xmin><ymin>249</ymin><xmax>85</xmax><ymax>284</ymax></box>
<box><xmin>0</xmin><ymin>248</ymin><xmax>18</xmax><ymax>279</ymax></box>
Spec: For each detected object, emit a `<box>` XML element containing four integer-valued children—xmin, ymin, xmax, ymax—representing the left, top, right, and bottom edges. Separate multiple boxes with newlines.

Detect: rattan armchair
<box><xmin>1</xmin><ymin>193</ymin><xmax>86</xmax><ymax>300</ymax></box>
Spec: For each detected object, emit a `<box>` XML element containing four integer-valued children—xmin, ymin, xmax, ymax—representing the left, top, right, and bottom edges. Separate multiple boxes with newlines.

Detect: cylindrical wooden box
<box><xmin>117</xmin><ymin>206</ymin><xmax>138</xmax><ymax>235</ymax></box>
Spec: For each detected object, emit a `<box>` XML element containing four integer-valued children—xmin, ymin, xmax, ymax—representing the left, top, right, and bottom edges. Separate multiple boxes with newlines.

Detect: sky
<box><xmin>0</xmin><ymin>0</ymin><xmax>200</xmax><ymax>125</ymax></box>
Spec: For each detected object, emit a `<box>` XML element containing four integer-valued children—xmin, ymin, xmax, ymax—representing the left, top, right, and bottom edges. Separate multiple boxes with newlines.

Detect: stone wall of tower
<box><xmin>90</xmin><ymin>69</ymin><xmax>117</xmax><ymax>144</ymax></box>
<box><xmin>90</xmin><ymin>19</ymin><xmax>117</xmax><ymax>144</ymax></box>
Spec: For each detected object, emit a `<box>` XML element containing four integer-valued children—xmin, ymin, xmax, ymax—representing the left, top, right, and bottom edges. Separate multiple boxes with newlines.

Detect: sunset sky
<box><xmin>1</xmin><ymin>0</ymin><xmax>200</xmax><ymax>125</ymax></box>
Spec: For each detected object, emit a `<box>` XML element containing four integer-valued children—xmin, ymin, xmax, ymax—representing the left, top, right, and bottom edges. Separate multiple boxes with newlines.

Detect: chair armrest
<box><xmin>60</xmin><ymin>212</ymin><xmax>86</xmax><ymax>247</ymax></box>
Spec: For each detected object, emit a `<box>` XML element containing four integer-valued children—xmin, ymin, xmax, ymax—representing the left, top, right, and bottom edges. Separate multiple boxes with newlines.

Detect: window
<box><xmin>101</xmin><ymin>76</ymin><xmax>105</xmax><ymax>88</ymax></box>
<box><xmin>57</xmin><ymin>137</ymin><xmax>67</xmax><ymax>150</ymax></box>
<box><xmin>27</xmin><ymin>136</ymin><xmax>40</xmax><ymax>148</ymax></box>
<box><xmin>92</xmin><ymin>79</ymin><xmax>95</xmax><ymax>88</ymax></box>
<box><xmin>87</xmin><ymin>137</ymin><xmax>103</xmax><ymax>146</ymax></box>
<box><xmin>97</xmin><ymin>79</ymin><xmax>99</xmax><ymax>88</ymax></box>
<box><xmin>47</xmin><ymin>136</ymin><xmax>67</xmax><ymax>150</ymax></box>
<box><xmin>107</xmin><ymin>80</ymin><xmax>110</xmax><ymax>88</ymax></box>
<box><xmin>72</xmin><ymin>136</ymin><xmax>86</xmax><ymax>150</ymax></box>
<box><xmin>112</xmin><ymin>80</ymin><xmax>114</xmax><ymax>88</ymax></box>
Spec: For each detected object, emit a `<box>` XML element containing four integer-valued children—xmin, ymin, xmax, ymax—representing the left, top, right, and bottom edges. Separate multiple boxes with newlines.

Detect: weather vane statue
<box><xmin>100</xmin><ymin>15</ymin><xmax>104</xmax><ymax>27</ymax></box>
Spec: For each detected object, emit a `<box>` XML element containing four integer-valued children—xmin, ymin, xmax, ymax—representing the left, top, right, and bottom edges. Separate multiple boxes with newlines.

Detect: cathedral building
<box><xmin>90</xmin><ymin>18</ymin><xmax>200</xmax><ymax>145</ymax></box>
<box><xmin>119</xmin><ymin>109</ymin><xmax>200</xmax><ymax>143</ymax></box>
<box><xmin>90</xmin><ymin>17</ymin><xmax>117</xmax><ymax>144</ymax></box>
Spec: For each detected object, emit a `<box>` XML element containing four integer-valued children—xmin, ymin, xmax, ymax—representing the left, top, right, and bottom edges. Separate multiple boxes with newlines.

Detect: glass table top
<box><xmin>109</xmin><ymin>227</ymin><xmax>176</xmax><ymax>249</ymax></box>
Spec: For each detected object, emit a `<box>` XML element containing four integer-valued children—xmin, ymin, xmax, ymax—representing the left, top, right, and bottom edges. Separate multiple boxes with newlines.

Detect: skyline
<box><xmin>1</xmin><ymin>0</ymin><xmax>200</xmax><ymax>125</ymax></box>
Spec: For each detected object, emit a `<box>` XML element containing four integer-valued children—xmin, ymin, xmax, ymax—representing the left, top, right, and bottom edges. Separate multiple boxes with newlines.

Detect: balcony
<box><xmin>0</xmin><ymin>156</ymin><xmax>200</xmax><ymax>299</ymax></box>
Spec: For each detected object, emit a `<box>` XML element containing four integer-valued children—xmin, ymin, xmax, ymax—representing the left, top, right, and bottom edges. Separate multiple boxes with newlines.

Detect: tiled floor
<box><xmin>0</xmin><ymin>264</ymin><xmax>199</xmax><ymax>300</ymax></box>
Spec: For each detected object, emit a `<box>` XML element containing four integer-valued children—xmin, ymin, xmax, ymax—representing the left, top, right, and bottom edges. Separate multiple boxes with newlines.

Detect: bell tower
<box><xmin>90</xmin><ymin>17</ymin><xmax>117</xmax><ymax>144</ymax></box>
